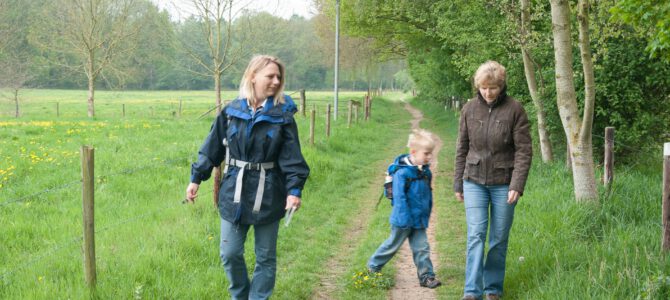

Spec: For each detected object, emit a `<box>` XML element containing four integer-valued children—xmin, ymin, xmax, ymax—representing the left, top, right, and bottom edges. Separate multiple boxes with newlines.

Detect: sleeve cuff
<box><xmin>190</xmin><ymin>175</ymin><xmax>202</xmax><ymax>185</ymax></box>
<box><xmin>288</xmin><ymin>188</ymin><xmax>302</xmax><ymax>197</ymax></box>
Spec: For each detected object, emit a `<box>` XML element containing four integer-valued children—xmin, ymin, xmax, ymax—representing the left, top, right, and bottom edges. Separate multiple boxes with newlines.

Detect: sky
<box><xmin>153</xmin><ymin>0</ymin><xmax>316</xmax><ymax>20</ymax></box>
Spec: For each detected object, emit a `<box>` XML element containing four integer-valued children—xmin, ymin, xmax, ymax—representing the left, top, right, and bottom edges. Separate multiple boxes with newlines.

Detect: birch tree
<box><xmin>550</xmin><ymin>0</ymin><xmax>598</xmax><ymax>201</ymax></box>
<box><xmin>520</xmin><ymin>0</ymin><xmax>553</xmax><ymax>162</ymax></box>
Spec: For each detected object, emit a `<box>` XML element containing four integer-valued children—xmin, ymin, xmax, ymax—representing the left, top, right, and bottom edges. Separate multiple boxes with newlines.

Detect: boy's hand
<box><xmin>455</xmin><ymin>192</ymin><xmax>464</xmax><ymax>202</ymax></box>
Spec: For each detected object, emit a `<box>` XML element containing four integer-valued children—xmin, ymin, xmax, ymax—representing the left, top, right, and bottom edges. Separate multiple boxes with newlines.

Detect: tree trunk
<box><xmin>13</xmin><ymin>88</ymin><xmax>19</xmax><ymax>118</ymax></box>
<box><xmin>87</xmin><ymin>52</ymin><xmax>95</xmax><ymax>118</ymax></box>
<box><xmin>521</xmin><ymin>0</ymin><xmax>553</xmax><ymax>163</ymax></box>
<box><xmin>550</xmin><ymin>0</ymin><xmax>598</xmax><ymax>201</ymax></box>
<box><xmin>87</xmin><ymin>76</ymin><xmax>95</xmax><ymax>118</ymax></box>
<box><xmin>213</xmin><ymin>72</ymin><xmax>222</xmax><ymax>208</ymax></box>
<box><xmin>215</xmin><ymin>72</ymin><xmax>222</xmax><ymax>114</ymax></box>
<box><xmin>578</xmin><ymin>0</ymin><xmax>596</xmax><ymax>144</ymax></box>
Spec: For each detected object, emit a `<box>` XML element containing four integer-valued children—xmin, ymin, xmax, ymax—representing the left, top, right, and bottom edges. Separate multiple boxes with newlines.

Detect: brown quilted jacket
<box><xmin>453</xmin><ymin>91</ymin><xmax>532</xmax><ymax>194</ymax></box>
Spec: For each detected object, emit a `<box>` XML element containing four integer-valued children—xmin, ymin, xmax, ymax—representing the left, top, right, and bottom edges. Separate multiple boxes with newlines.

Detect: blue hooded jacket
<box><xmin>388</xmin><ymin>154</ymin><xmax>433</xmax><ymax>229</ymax></box>
<box><xmin>190</xmin><ymin>95</ymin><xmax>310</xmax><ymax>225</ymax></box>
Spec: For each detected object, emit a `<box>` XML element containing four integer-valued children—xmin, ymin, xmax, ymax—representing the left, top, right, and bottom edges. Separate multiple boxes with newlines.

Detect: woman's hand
<box><xmin>285</xmin><ymin>195</ymin><xmax>301</xmax><ymax>211</ymax></box>
<box><xmin>455</xmin><ymin>192</ymin><xmax>464</xmax><ymax>203</ymax></box>
<box><xmin>507</xmin><ymin>190</ymin><xmax>520</xmax><ymax>204</ymax></box>
<box><xmin>185</xmin><ymin>182</ymin><xmax>199</xmax><ymax>203</ymax></box>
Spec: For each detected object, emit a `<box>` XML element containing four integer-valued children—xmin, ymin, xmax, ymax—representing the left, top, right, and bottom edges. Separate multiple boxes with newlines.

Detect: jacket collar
<box><xmin>477</xmin><ymin>85</ymin><xmax>508</xmax><ymax>108</ymax></box>
<box><xmin>225</xmin><ymin>95</ymin><xmax>297</xmax><ymax>123</ymax></box>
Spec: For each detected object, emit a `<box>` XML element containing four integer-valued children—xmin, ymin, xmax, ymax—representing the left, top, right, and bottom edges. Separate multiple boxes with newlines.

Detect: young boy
<box><xmin>367</xmin><ymin>129</ymin><xmax>441</xmax><ymax>289</ymax></box>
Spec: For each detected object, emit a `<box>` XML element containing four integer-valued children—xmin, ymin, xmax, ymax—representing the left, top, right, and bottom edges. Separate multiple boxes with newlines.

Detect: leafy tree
<box><xmin>611</xmin><ymin>0</ymin><xmax>670</xmax><ymax>61</ymax></box>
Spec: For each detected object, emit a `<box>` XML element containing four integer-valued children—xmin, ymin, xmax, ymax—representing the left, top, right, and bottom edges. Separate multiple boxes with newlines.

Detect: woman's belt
<box><xmin>227</xmin><ymin>158</ymin><xmax>276</xmax><ymax>214</ymax></box>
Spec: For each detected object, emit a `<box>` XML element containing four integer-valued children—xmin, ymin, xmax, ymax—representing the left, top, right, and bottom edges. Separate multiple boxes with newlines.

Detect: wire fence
<box><xmin>0</xmin><ymin>162</ymin><xmax>211</xmax><ymax>282</ymax></box>
<box><xmin>0</xmin><ymin>88</ymin><xmax>374</xmax><ymax>285</ymax></box>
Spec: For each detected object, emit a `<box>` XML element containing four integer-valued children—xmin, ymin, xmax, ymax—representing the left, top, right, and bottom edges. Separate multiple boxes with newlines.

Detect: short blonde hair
<box><xmin>239</xmin><ymin>55</ymin><xmax>286</xmax><ymax>105</ymax></box>
<box><xmin>407</xmin><ymin>129</ymin><xmax>436</xmax><ymax>151</ymax></box>
<box><xmin>473</xmin><ymin>60</ymin><xmax>506</xmax><ymax>89</ymax></box>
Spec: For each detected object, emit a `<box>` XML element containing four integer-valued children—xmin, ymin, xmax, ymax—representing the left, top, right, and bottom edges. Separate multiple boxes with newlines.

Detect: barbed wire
<box><xmin>0</xmin><ymin>186</ymin><xmax>214</xmax><ymax>281</ymax></box>
<box><xmin>0</xmin><ymin>236</ymin><xmax>82</xmax><ymax>281</ymax></box>
<box><xmin>1</xmin><ymin>154</ymin><xmax>193</xmax><ymax>207</ymax></box>
<box><xmin>0</xmin><ymin>179</ymin><xmax>81</xmax><ymax>207</ymax></box>
<box><xmin>591</xmin><ymin>133</ymin><xmax>658</xmax><ymax>153</ymax></box>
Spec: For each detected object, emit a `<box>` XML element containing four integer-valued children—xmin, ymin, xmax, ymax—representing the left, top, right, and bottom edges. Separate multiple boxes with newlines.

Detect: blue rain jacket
<box><xmin>388</xmin><ymin>154</ymin><xmax>433</xmax><ymax>229</ymax></box>
<box><xmin>190</xmin><ymin>95</ymin><xmax>310</xmax><ymax>225</ymax></box>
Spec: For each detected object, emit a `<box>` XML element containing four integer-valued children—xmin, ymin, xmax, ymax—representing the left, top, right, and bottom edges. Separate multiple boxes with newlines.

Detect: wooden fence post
<box><xmin>662</xmin><ymin>143</ymin><xmax>670</xmax><ymax>251</ymax></box>
<box><xmin>56</xmin><ymin>102</ymin><xmax>60</xmax><ymax>117</ymax></box>
<box><xmin>179</xmin><ymin>100</ymin><xmax>183</xmax><ymax>118</ymax></box>
<box><xmin>603</xmin><ymin>127</ymin><xmax>614</xmax><ymax>186</ymax></box>
<box><xmin>81</xmin><ymin>146</ymin><xmax>96</xmax><ymax>289</ymax></box>
<box><xmin>310</xmin><ymin>108</ymin><xmax>315</xmax><ymax>145</ymax></box>
<box><xmin>122</xmin><ymin>104</ymin><xmax>126</xmax><ymax>118</ymax></box>
<box><xmin>300</xmin><ymin>89</ymin><xmax>306</xmax><ymax>117</ymax></box>
<box><xmin>347</xmin><ymin>100</ymin><xmax>352</xmax><ymax>128</ymax></box>
<box><xmin>326</xmin><ymin>104</ymin><xmax>331</xmax><ymax>137</ymax></box>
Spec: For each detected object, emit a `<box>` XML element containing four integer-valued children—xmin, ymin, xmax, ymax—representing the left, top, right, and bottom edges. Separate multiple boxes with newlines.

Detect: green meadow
<box><xmin>0</xmin><ymin>89</ymin><xmax>410</xmax><ymax>299</ymax></box>
<box><xmin>1</xmin><ymin>90</ymin><xmax>668</xmax><ymax>299</ymax></box>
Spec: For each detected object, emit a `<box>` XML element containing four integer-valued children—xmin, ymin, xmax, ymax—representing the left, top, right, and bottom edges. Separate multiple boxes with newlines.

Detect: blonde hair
<box><xmin>239</xmin><ymin>55</ymin><xmax>286</xmax><ymax>106</ymax></box>
<box><xmin>473</xmin><ymin>60</ymin><xmax>506</xmax><ymax>89</ymax></box>
<box><xmin>407</xmin><ymin>129</ymin><xmax>436</xmax><ymax>151</ymax></box>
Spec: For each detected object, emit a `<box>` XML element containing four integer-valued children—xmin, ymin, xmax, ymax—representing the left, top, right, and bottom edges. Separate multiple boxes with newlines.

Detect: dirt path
<box><xmin>389</xmin><ymin>102</ymin><xmax>444</xmax><ymax>300</ymax></box>
<box><xmin>311</xmin><ymin>168</ymin><xmax>385</xmax><ymax>300</ymax></box>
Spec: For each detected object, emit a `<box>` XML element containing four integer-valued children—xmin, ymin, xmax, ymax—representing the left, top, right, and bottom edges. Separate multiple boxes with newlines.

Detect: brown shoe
<box><xmin>420</xmin><ymin>277</ymin><xmax>442</xmax><ymax>289</ymax></box>
<box><xmin>486</xmin><ymin>294</ymin><xmax>500</xmax><ymax>300</ymax></box>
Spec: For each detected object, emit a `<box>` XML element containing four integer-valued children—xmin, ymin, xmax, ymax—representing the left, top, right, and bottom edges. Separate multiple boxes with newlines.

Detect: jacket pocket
<box><xmin>494</xmin><ymin>119</ymin><xmax>512</xmax><ymax>145</ymax></box>
<box><xmin>464</xmin><ymin>157</ymin><xmax>481</xmax><ymax>180</ymax></box>
<box><xmin>493</xmin><ymin>160</ymin><xmax>515</xmax><ymax>183</ymax></box>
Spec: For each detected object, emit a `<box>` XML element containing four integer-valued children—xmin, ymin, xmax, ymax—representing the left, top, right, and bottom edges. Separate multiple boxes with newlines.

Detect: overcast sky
<box><xmin>152</xmin><ymin>0</ymin><xmax>316</xmax><ymax>20</ymax></box>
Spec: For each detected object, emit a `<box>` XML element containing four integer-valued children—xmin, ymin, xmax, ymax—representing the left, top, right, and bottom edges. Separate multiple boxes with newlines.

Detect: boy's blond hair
<box><xmin>407</xmin><ymin>129</ymin><xmax>436</xmax><ymax>151</ymax></box>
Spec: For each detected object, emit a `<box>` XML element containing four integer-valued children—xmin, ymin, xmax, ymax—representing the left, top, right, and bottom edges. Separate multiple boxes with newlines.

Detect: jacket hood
<box><xmin>388</xmin><ymin>154</ymin><xmax>429</xmax><ymax>175</ymax></box>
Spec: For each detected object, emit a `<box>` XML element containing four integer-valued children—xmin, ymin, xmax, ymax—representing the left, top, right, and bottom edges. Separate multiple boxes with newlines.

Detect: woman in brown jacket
<box><xmin>454</xmin><ymin>61</ymin><xmax>532</xmax><ymax>300</ymax></box>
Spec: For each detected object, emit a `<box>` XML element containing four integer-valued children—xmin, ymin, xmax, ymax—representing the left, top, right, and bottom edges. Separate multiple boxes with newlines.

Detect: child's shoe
<box><xmin>420</xmin><ymin>276</ymin><xmax>441</xmax><ymax>288</ymax></box>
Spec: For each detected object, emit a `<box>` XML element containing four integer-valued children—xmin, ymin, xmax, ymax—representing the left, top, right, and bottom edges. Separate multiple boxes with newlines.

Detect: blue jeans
<box><xmin>463</xmin><ymin>180</ymin><xmax>515</xmax><ymax>298</ymax></box>
<box><xmin>367</xmin><ymin>225</ymin><xmax>435</xmax><ymax>281</ymax></box>
<box><xmin>220</xmin><ymin>219</ymin><xmax>280</xmax><ymax>300</ymax></box>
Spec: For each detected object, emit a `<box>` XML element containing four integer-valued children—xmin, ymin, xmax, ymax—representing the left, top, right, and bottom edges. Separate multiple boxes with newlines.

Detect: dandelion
<box><xmin>208</xmin><ymin>235</ymin><xmax>214</xmax><ymax>241</ymax></box>
<box><xmin>38</xmin><ymin>276</ymin><xmax>43</xmax><ymax>282</ymax></box>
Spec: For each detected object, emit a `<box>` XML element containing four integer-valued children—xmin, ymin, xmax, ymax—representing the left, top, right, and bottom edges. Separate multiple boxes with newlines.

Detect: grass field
<box><xmin>0</xmin><ymin>89</ymin><xmax>412</xmax><ymax>299</ymax></box>
<box><xmin>2</xmin><ymin>89</ymin><xmax>669</xmax><ymax>299</ymax></box>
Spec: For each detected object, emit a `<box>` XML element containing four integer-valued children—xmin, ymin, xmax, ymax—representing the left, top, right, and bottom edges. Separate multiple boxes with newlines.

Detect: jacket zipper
<box><xmin>485</xmin><ymin>106</ymin><xmax>493</xmax><ymax>184</ymax></box>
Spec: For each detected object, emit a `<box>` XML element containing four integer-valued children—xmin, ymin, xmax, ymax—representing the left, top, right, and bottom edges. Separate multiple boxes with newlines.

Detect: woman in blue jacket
<box><xmin>185</xmin><ymin>55</ymin><xmax>310</xmax><ymax>300</ymax></box>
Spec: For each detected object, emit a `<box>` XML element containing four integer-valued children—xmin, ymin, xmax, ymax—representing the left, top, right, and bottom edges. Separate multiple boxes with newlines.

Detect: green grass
<box><xmin>0</xmin><ymin>89</ymin><xmax>410</xmax><ymax>298</ymax></box>
<box><xmin>3</xmin><ymin>90</ymin><xmax>667</xmax><ymax>299</ymax></box>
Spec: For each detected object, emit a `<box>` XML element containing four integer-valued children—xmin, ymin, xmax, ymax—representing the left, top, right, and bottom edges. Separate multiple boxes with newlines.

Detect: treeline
<box><xmin>0</xmin><ymin>0</ymin><xmax>404</xmax><ymax>92</ymax></box>
<box><xmin>322</xmin><ymin>0</ymin><xmax>670</xmax><ymax>160</ymax></box>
